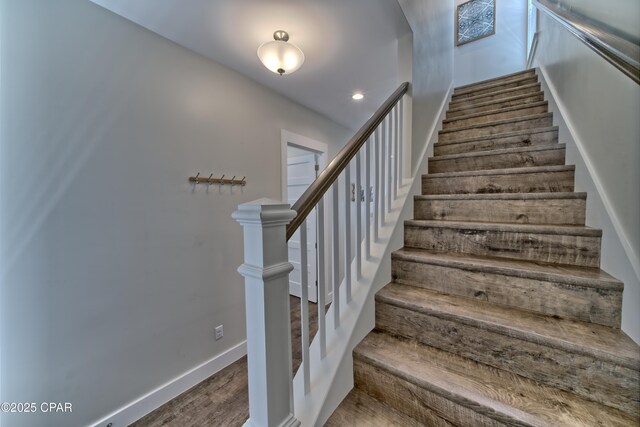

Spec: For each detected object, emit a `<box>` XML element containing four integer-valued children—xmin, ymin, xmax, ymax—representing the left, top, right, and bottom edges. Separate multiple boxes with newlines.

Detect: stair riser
<box><xmin>404</xmin><ymin>225</ymin><xmax>601</xmax><ymax>267</ymax></box>
<box><xmin>447</xmin><ymin>93</ymin><xmax>545</xmax><ymax>119</ymax></box>
<box><xmin>439</xmin><ymin>116</ymin><xmax>553</xmax><ymax>143</ymax></box>
<box><xmin>414</xmin><ymin>196</ymin><xmax>585</xmax><ymax>225</ymax></box>
<box><xmin>434</xmin><ymin>129</ymin><xmax>558</xmax><ymax>156</ymax></box>
<box><xmin>450</xmin><ymin>84</ymin><xmax>542</xmax><ymax>110</ymax></box>
<box><xmin>454</xmin><ymin>70</ymin><xmax>537</xmax><ymax>96</ymax></box>
<box><xmin>375</xmin><ymin>303</ymin><xmax>639</xmax><ymax>415</ymax></box>
<box><xmin>391</xmin><ymin>257</ymin><xmax>621</xmax><ymax>327</ymax></box>
<box><xmin>422</xmin><ymin>169</ymin><xmax>574</xmax><ymax>195</ymax></box>
<box><xmin>443</xmin><ymin>104</ymin><xmax>548</xmax><ymax>130</ymax></box>
<box><xmin>429</xmin><ymin>147</ymin><xmax>565</xmax><ymax>173</ymax></box>
<box><xmin>354</xmin><ymin>359</ymin><xmax>507</xmax><ymax>427</ymax></box>
<box><xmin>452</xmin><ymin>77</ymin><xmax>539</xmax><ymax>101</ymax></box>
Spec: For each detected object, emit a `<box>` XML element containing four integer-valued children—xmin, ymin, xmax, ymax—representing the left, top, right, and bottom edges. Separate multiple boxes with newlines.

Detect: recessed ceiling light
<box><xmin>352</xmin><ymin>92</ymin><xmax>364</xmax><ymax>100</ymax></box>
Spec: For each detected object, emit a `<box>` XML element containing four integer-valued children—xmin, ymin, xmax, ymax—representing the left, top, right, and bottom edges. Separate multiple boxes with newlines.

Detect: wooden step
<box><xmin>450</xmin><ymin>83</ymin><xmax>542</xmax><ymax>110</ymax></box>
<box><xmin>422</xmin><ymin>165</ymin><xmax>575</xmax><ymax>195</ymax></box>
<box><xmin>442</xmin><ymin>101</ymin><xmax>549</xmax><ymax>130</ymax></box>
<box><xmin>354</xmin><ymin>331</ymin><xmax>637</xmax><ymax>426</ymax></box>
<box><xmin>391</xmin><ymin>248</ymin><xmax>622</xmax><ymax>327</ymax></box>
<box><xmin>446</xmin><ymin>92</ymin><xmax>545</xmax><ymax>119</ymax></box>
<box><xmin>325</xmin><ymin>388</ymin><xmax>439</xmax><ymax>427</ymax></box>
<box><xmin>439</xmin><ymin>113</ymin><xmax>553</xmax><ymax>143</ymax></box>
<box><xmin>403</xmin><ymin>220</ymin><xmax>601</xmax><ymax>267</ymax></box>
<box><xmin>434</xmin><ymin>127</ymin><xmax>558</xmax><ymax>156</ymax></box>
<box><xmin>414</xmin><ymin>191</ymin><xmax>585</xmax><ymax>225</ymax></box>
<box><xmin>453</xmin><ymin>69</ymin><xmax>537</xmax><ymax>95</ymax></box>
<box><xmin>451</xmin><ymin>75</ymin><xmax>539</xmax><ymax>101</ymax></box>
<box><xmin>428</xmin><ymin>144</ymin><xmax>565</xmax><ymax>173</ymax></box>
<box><xmin>375</xmin><ymin>284</ymin><xmax>640</xmax><ymax>415</ymax></box>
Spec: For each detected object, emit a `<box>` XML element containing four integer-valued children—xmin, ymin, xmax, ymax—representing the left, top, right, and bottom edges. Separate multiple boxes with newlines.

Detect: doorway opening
<box><xmin>281</xmin><ymin>130</ymin><xmax>328</xmax><ymax>303</ymax></box>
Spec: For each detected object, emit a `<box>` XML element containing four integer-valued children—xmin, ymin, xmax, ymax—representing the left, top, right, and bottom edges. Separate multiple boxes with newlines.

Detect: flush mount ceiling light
<box><xmin>352</xmin><ymin>92</ymin><xmax>364</xmax><ymax>100</ymax></box>
<box><xmin>257</xmin><ymin>30</ymin><xmax>305</xmax><ymax>76</ymax></box>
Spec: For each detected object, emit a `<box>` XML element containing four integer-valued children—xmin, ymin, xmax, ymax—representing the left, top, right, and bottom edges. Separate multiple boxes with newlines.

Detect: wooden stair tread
<box><xmin>453</xmin><ymin>68</ymin><xmax>536</xmax><ymax>92</ymax></box>
<box><xmin>355</xmin><ymin>331</ymin><xmax>637</xmax><ymax>427</ymax></box>
<box><xmin>424</xmin><ymin>164</ymin><xmax>574</xmax><ymax>179</ymax></box>
<box><xmin>434</xmin><ymin>126</ymin><xmax>559</xmax><ymax>148</ymax></box>
<box><xmin>392</xmin><ymin>247</ymin><xmax>622</xmax><ymax>290</ymax></box>
<box><xmin>447</xmin><ymin>92</ymin><xmax>545</xmax><ymax>115</ymax></box>
<box><xmin>449</xmin><ymin>82</ymin><xmax>542</xmax><ymax>107</ymax></box>
<box><xmin>376</xmin><ymin>283</ymin><xmax>640</xmax><ymax>369</ymax></box>
<box><xmin>404</xmin><ymin>219</ymin><xmax>602</xmax><ymax>237</ymax></box>
<box><xmin>452</xmin><ymin>75</ymin><xmax>539</xmax><ymax>98</ymax></box>
<box><xmin>429</xmin><ymin>143</ymin><xmax>564</xmax><ymax>162</ymax></box>
<box><xmin>415</xmin><ymin>191</ymin><xmax>586</xmax><ymax>201</ymax></box>
<box><xmin>325</xmin><ymin>389</ymin><xmax>436</xmax><ymax>427</ymax></box>
<box><xmin>443</xmin><ymin>101</ymin><xmax>549</xmax><ymax>125</ymax></box>
<box><xmin>439</xmin><ymin>113</ymin><xmax>553</xmax><ymax>136</ymax></box>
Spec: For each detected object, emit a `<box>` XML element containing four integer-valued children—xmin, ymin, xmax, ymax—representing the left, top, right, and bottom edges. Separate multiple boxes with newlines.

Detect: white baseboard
<box><xmin>90</xmin><ymin>341</ymin><xmax>247</xmax><ymax>427</ymax></box>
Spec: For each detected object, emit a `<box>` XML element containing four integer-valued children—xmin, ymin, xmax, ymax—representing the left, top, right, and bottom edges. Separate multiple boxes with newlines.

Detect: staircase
<box><xmin>327</xmin><ymin>69</ymin><xmax>640</xmax><ymax>426</ymax></box>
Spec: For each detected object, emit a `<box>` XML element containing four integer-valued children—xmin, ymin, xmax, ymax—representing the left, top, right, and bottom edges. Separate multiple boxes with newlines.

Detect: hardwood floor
<box><xmin>131</xmin><ymin>296</ymin><xmax>318</xmax><ymax>427</ymax></box>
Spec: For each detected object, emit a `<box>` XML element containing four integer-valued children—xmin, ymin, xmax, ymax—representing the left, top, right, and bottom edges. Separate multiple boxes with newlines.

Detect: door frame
<box><xmin>281</xmin><ymin>130</ymin><xmax>332</xmax><ymax>305</ymax></box>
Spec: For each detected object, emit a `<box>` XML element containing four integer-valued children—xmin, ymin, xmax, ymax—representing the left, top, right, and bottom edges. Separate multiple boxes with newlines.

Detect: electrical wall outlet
<box><xmin>215</xmin><ymin>325</ymin><xmax>224</xmax><ymax>340</ymax></box>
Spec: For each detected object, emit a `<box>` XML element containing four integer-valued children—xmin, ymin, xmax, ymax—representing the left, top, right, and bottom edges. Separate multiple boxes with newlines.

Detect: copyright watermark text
<box><xmin>1</xmin><ymin>402</ymin><xmax>72</xmax><ymax>413</ymax></box>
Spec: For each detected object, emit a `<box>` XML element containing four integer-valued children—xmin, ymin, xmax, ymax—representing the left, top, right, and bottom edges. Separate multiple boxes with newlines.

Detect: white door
<box><xmin>287</xmin><ymin>153</ymin><xmax>318</xmax><ymax>302</ymax></box>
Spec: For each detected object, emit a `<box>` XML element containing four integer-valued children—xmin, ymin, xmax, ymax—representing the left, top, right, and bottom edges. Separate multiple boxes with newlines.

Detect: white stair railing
<box><xmin>234</xmin><ymin>83</ymin><xmax>409</xmax><ymax>427</ymax></box>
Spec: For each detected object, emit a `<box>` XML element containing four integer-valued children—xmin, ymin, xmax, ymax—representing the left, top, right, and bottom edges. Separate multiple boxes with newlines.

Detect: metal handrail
<box><xmin>533</xmin><ymin>0</ymin><xmax>639</xmax><ymax>85</ymax></box>
<box><xmin>286</xmin><ymin>82</ymin><xmax>409</xmax><ymax>241</ymax></box>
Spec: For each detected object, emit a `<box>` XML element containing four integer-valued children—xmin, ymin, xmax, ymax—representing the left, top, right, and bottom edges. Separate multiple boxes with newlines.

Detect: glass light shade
<box><xmin>257</xmin><ymin>40</ymin><xmax>305</xmax><ymax>75</ymax></box>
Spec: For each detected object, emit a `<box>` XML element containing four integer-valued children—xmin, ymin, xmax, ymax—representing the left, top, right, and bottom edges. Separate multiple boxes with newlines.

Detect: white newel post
<box><xmin>232</xmin><ymin>198</ymin><xmax>301</xmax><ymax>427</ymax></box>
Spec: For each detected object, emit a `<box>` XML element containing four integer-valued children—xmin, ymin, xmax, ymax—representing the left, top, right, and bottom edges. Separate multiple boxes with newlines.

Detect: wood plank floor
<box><xmin>131</xmin><ymin>296</ymin><xmax>319</xmax><ymax>427</ymax></box>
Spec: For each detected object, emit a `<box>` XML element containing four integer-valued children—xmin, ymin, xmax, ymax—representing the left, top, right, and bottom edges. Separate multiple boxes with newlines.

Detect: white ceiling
<box><xmin>90</xmin><ymin>0</ymin><xmax>411</xmax><ymax>131</ymax></box>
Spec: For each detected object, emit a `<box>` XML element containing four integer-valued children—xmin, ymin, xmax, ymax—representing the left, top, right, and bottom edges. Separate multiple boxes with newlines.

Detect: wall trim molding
<box><xmin>536</xmin><ymin>64</ymin><xmax>640</xmax><ymax>282</ymax></box>
<box><xmin>90</xmin><ymin>341</ymin><xmax>247</xmax><ymax>427</ymax></box>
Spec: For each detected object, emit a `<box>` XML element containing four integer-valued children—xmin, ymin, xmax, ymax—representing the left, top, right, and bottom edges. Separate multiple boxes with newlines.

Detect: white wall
<box><xmin>454</xmin><ymin>0</ymin><xmax>528</xmax><ymax>86</ymax></box>
<box><xmin>398</xmin><ymin>0</ymin><xmax>455</xmax><ymax>173</ymax></box>
<box><xmin>532</xmin><ymin>11</ymin><xmax>640</xmax><ymax>342</ymax></box>
<box><xmin>0</xmin><ymin>1</ymin><xmax>351</xmax><ymax>426</ymax></box>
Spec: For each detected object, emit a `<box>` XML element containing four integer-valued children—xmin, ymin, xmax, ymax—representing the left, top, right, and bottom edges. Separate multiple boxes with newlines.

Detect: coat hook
<box><xmin>231</xmin><ymin>176</ymin><xmax>236</xmax><ymax>186</ymax></box>
<box><xmin>208</xmin><ymin>173</ymin><xmax>214</xmax><ymax>184</ymax></box>
<box><xmin>195</xmin><ymin>172</ymin><xmax>200</xmax><ymax>184</ymax></box>
<box><xmin>241</xmin><ymin>176</ymin><xmax>246</xmax><ymax>186</ymax></box>
<box><xmin>220</xmin><ymin>174</ymin><xmax>225</xmax><ymax>185</ymax></box>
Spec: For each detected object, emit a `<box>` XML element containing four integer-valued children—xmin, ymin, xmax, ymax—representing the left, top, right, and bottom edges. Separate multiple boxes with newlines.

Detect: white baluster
<box><xmin>399</xmin><ymin>98</ymin><xmax>404</xmax><ymax>184</ymax></box>
<box><xmin>365</xmin><ymin>139</ymin><xmax>371</xmax><ymax>259</ymax></box>
<box><xmin>380</xmin><ymin>121</ymin><xmax>386</xmax><ymax>225</ymax></box>
<box><xmin>233</xmin><ymin>200</ymin><xmax>301</xmax><ymax>427</ymax></box>
<box><xmin>332</xmin><ymin>183</ymin><xmax>340</xmax><ymax>328</ymax></box>
<box><xmin>344</xmin><ymin>166</ymin><xmax>352</xmax><ymax>303</ymax></box>
<box><xmin>374</xmin><ymin>128</ymin><xmax>380</xmax><ymax>238</ymax></box>
<box><xmin>299</xmin><ymin>220</ymin><xmax>310</xmax><ymax>395</ymax></box>
<box><xmin>317</xmin><ymin>198</ymin><xmax>326</xmax><ymax>359</ymax></box>
<box><xmin>386</xmin><ymin>115</ymin><xmax>392</xmax><ymax>212</ymax></box>
<box><xmin>393</xmin><ymin>106</ymin><xmax>398</xmax><ymax>200</ymax></box>
<box><xmin>355</xmin><ymin>152</ymin><xmax>362</xmax><ymax>280</ymax></box>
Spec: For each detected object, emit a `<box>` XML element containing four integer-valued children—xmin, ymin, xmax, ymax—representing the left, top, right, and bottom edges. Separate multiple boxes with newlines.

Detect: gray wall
<box><xmin>533</xmin><ymin>10</ymin><xmax>640</xmax><ymax>342</ymax></box>
<box><xmin>398</xmin><ymin>0</ymin><xmax>455</xmax><ymax>174</ymax></box>
<box><xmin>454</xmin><ymin>0</ymin><xmax>528</xmax><ymax>86</ymax></box>
<box><xmin>0</xmin><ymin>1</ymin><xmax>350</xmax><ymax>426</ymax></box>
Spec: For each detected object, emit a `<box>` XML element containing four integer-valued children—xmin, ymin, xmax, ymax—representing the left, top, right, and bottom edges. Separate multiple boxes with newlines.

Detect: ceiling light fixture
<box><xmin>257</xmin><ymin>30</ymin><xmax>305</xmax><ymax>76</ymax></box>
<box><xmin>352</xmin><ymin>92</ymin><xmax>364</xmax><ymax>100</ymax></box>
